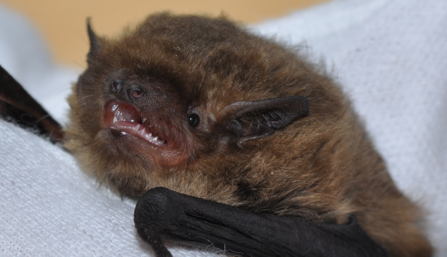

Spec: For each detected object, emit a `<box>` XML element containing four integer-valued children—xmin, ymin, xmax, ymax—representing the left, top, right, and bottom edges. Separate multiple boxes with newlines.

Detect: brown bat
<box><xmin>56</xmin><ymin>13</ymin><xmax>433</xmax><ymax>257</ymax></box>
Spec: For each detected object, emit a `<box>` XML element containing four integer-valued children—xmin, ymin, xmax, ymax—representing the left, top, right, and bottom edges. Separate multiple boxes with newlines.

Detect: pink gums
<box><xmin>103</xmin><ymin>101</ymin><xmax>167</xmax><ymax>147</ymax></box>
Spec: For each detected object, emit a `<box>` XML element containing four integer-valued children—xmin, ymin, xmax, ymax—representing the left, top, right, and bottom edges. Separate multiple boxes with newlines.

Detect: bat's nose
<box><xmin>110</xmin><ymin>79</ymin><xmax>123</xmax><ymax>94</ymax></box>
<box><xmin>109</xmin><ymin>79</ymin><xmax>146</xmax><ymax>102</ymax></box>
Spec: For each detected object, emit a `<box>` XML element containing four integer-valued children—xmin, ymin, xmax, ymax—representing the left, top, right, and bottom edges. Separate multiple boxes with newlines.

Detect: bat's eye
<box><xmin>188</xmin><ymin>113</ymin><xmax>200</xmax><ymax>127</ymax></box>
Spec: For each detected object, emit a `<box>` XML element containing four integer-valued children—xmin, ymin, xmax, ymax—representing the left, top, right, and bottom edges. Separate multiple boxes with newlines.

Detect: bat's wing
<box><xmin>0</xmin><ymin>65</ymin><xmax>63</xmax><ymax>143</ymax></box>
<box><xmin>135</xmin><ymin>187</ymin><xmax>389</xmax><ymax>257</ymax></box>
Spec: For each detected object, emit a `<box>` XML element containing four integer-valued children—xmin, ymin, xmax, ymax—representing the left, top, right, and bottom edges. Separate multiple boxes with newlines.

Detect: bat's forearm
<box><xmin>134</xmin><ymin>187</ymin><xmax>389</xmax><ymax>257</ymax></box>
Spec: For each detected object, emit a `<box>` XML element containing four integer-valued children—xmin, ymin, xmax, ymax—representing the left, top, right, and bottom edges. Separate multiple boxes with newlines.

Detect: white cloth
<box><xmin>0</xmin><ymin>120</ymin><xmax>222</xmax><ymax>257</ymax></box>
<box><xmin>1</xmin><ymin>0</ymin><xmax>446</xmax><ymax>256</ymax></box>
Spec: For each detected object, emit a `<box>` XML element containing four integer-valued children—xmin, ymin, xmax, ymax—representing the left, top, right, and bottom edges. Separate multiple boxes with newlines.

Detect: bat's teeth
<box><xmin>139</xmin><ymin>132</ymin><xmax>164</xmax><ymax>146</ymax></box>
<box><xmin>114</xmin><ymin>110</ymin><xmax>122</xmax><ymax>121</ymax></box>
<box><xmin>104</xmin><ymin>101</ymin><xmax>167</xmax><ymax>146</ymax></box>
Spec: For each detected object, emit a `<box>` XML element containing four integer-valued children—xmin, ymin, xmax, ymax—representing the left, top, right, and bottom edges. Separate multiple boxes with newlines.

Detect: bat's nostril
<box><xmin>132</xmin><ymin>88</ymin><xmax>145</xmax><ymax>99</ymax></box>
<box><xmin>110</xmin><ymin>80</ymin><xmax>122</xmax><ymax>93</ymax></box>
<box><xmin>129</xmin><ymin>85</ymin><xmax>146</xmax><ymax>100</ymax></box>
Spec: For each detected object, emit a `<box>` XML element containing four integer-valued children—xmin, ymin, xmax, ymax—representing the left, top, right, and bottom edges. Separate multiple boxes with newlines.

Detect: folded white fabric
<box><xmin>0</xmin><ymin>120</ymin><xmax>224</xmax><ymax>256</ymax></box>
<box><xmin>1</xmin><ymin>0</ymin><xmax>446</xmax><ymax>256</ymax></box>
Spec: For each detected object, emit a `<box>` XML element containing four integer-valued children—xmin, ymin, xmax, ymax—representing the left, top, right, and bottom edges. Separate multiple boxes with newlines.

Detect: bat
<box><xmin>63</xmin><ymin>13</ymin><xmax>433</xmax><ymax>257</ymax></box>
<box><xmin>26</xmin><ymin>13</ymin><xmax>431</xmax><ymax>257</ymax></box>
<box><xmin>0</xmin><ymin>67</ymin><xmax>387</xmax><ymax>257</ymax></box>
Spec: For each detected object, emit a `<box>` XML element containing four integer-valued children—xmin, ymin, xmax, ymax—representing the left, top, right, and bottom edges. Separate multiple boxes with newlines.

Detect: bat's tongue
<box><xmin>103</xmin><ymin>101</ymin><xmax>167</xmax><ymax>146</ymax></box>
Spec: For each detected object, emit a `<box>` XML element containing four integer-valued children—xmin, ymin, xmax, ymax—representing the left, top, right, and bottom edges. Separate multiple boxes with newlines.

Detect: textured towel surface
<box><xmin>0</xmin><ymin>120</ymin><xmax>222</xmax><ymax>256</ymax></box>
<box><xmin>1</xmin><ymin>0</ymin><xmax>446</xmax><ymax>256</ymax></box>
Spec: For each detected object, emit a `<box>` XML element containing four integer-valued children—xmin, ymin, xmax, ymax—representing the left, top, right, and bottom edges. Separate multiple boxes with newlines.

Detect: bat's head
<box><xmin>64</xmin><ymin>13</ymin><xmax>350</xmax><ymax>208</ymax></box>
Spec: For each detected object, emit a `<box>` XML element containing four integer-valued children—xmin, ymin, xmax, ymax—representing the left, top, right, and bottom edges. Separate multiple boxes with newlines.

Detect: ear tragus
<box><xmin>220</xmin><ymin>95</ymin><xmax>309</xmax><ymax>143</ymax></box>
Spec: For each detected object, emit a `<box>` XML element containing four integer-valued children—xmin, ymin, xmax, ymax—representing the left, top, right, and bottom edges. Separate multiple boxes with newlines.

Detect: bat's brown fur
<box><xmin>64</xmin><ymin>13</ymin><xmax>433</xmax><ymax>256</ymax></box>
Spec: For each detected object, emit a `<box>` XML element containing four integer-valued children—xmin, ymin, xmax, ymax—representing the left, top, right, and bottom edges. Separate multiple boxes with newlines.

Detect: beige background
<box><xmin>1</xmin><ymin>0</ymin><xmax>327</xmax><ymax>68</ymax></box>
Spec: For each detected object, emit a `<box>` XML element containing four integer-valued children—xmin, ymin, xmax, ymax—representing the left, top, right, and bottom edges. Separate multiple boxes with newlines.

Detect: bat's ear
<box><xmin>86</xmin><ymin>17</ymin><xmax>101</xmax><ymax>62</ymax></box>
<box><xmin>219</xmin><ymin>95</ymin><xmax>309</xmax><ymax>143</ymax></box>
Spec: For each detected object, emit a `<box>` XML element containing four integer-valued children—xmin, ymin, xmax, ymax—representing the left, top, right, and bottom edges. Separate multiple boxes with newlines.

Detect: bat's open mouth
<box><xmin>103</xmin><ymin>101</ymin><xmax>167</xmax><ymax>147</ymax></box>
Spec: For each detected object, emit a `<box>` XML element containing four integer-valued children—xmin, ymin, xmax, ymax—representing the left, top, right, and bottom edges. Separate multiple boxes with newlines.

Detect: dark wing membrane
<box><xmin>135</xmin><ymin>187</ymin><xmax>390</xmax><ymax>257</ymax></box>
<box><xmin>0</xmin><ymin>65</ymin><xmax>63</xmax><ymax>142</ymax></box>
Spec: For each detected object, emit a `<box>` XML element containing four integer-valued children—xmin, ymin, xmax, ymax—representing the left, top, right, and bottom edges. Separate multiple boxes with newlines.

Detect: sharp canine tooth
<box><xmin>113</xmin><ymin>116</ymin><xmax>118</xmax><ymax>123</ymax></box>
<box><xmin>111</xmin><ymin>104</ymin><xmax>119</xmax><ymax>112</ymax></box>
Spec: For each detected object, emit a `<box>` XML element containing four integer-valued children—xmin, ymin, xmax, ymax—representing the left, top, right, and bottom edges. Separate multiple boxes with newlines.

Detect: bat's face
<box><xmin>64</xmin><ymin>13</ymin><xmax>346</xmax><ymax>209</ymax></box>
<box><xmin>81</xmin><ymin>66</ymin><xmax>195</xmax><ymax>168</ymax></box>
<box><xmin>66</xmin><ymin>33</ymin><xmax>212</xmax><ymax>195</ymax></box>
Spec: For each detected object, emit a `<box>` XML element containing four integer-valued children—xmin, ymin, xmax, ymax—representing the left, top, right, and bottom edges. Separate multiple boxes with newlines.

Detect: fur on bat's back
<box><xmin>64</xmin><ymin>13</ymin><xmax>433</xmax><ymax>256</ymax></box>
